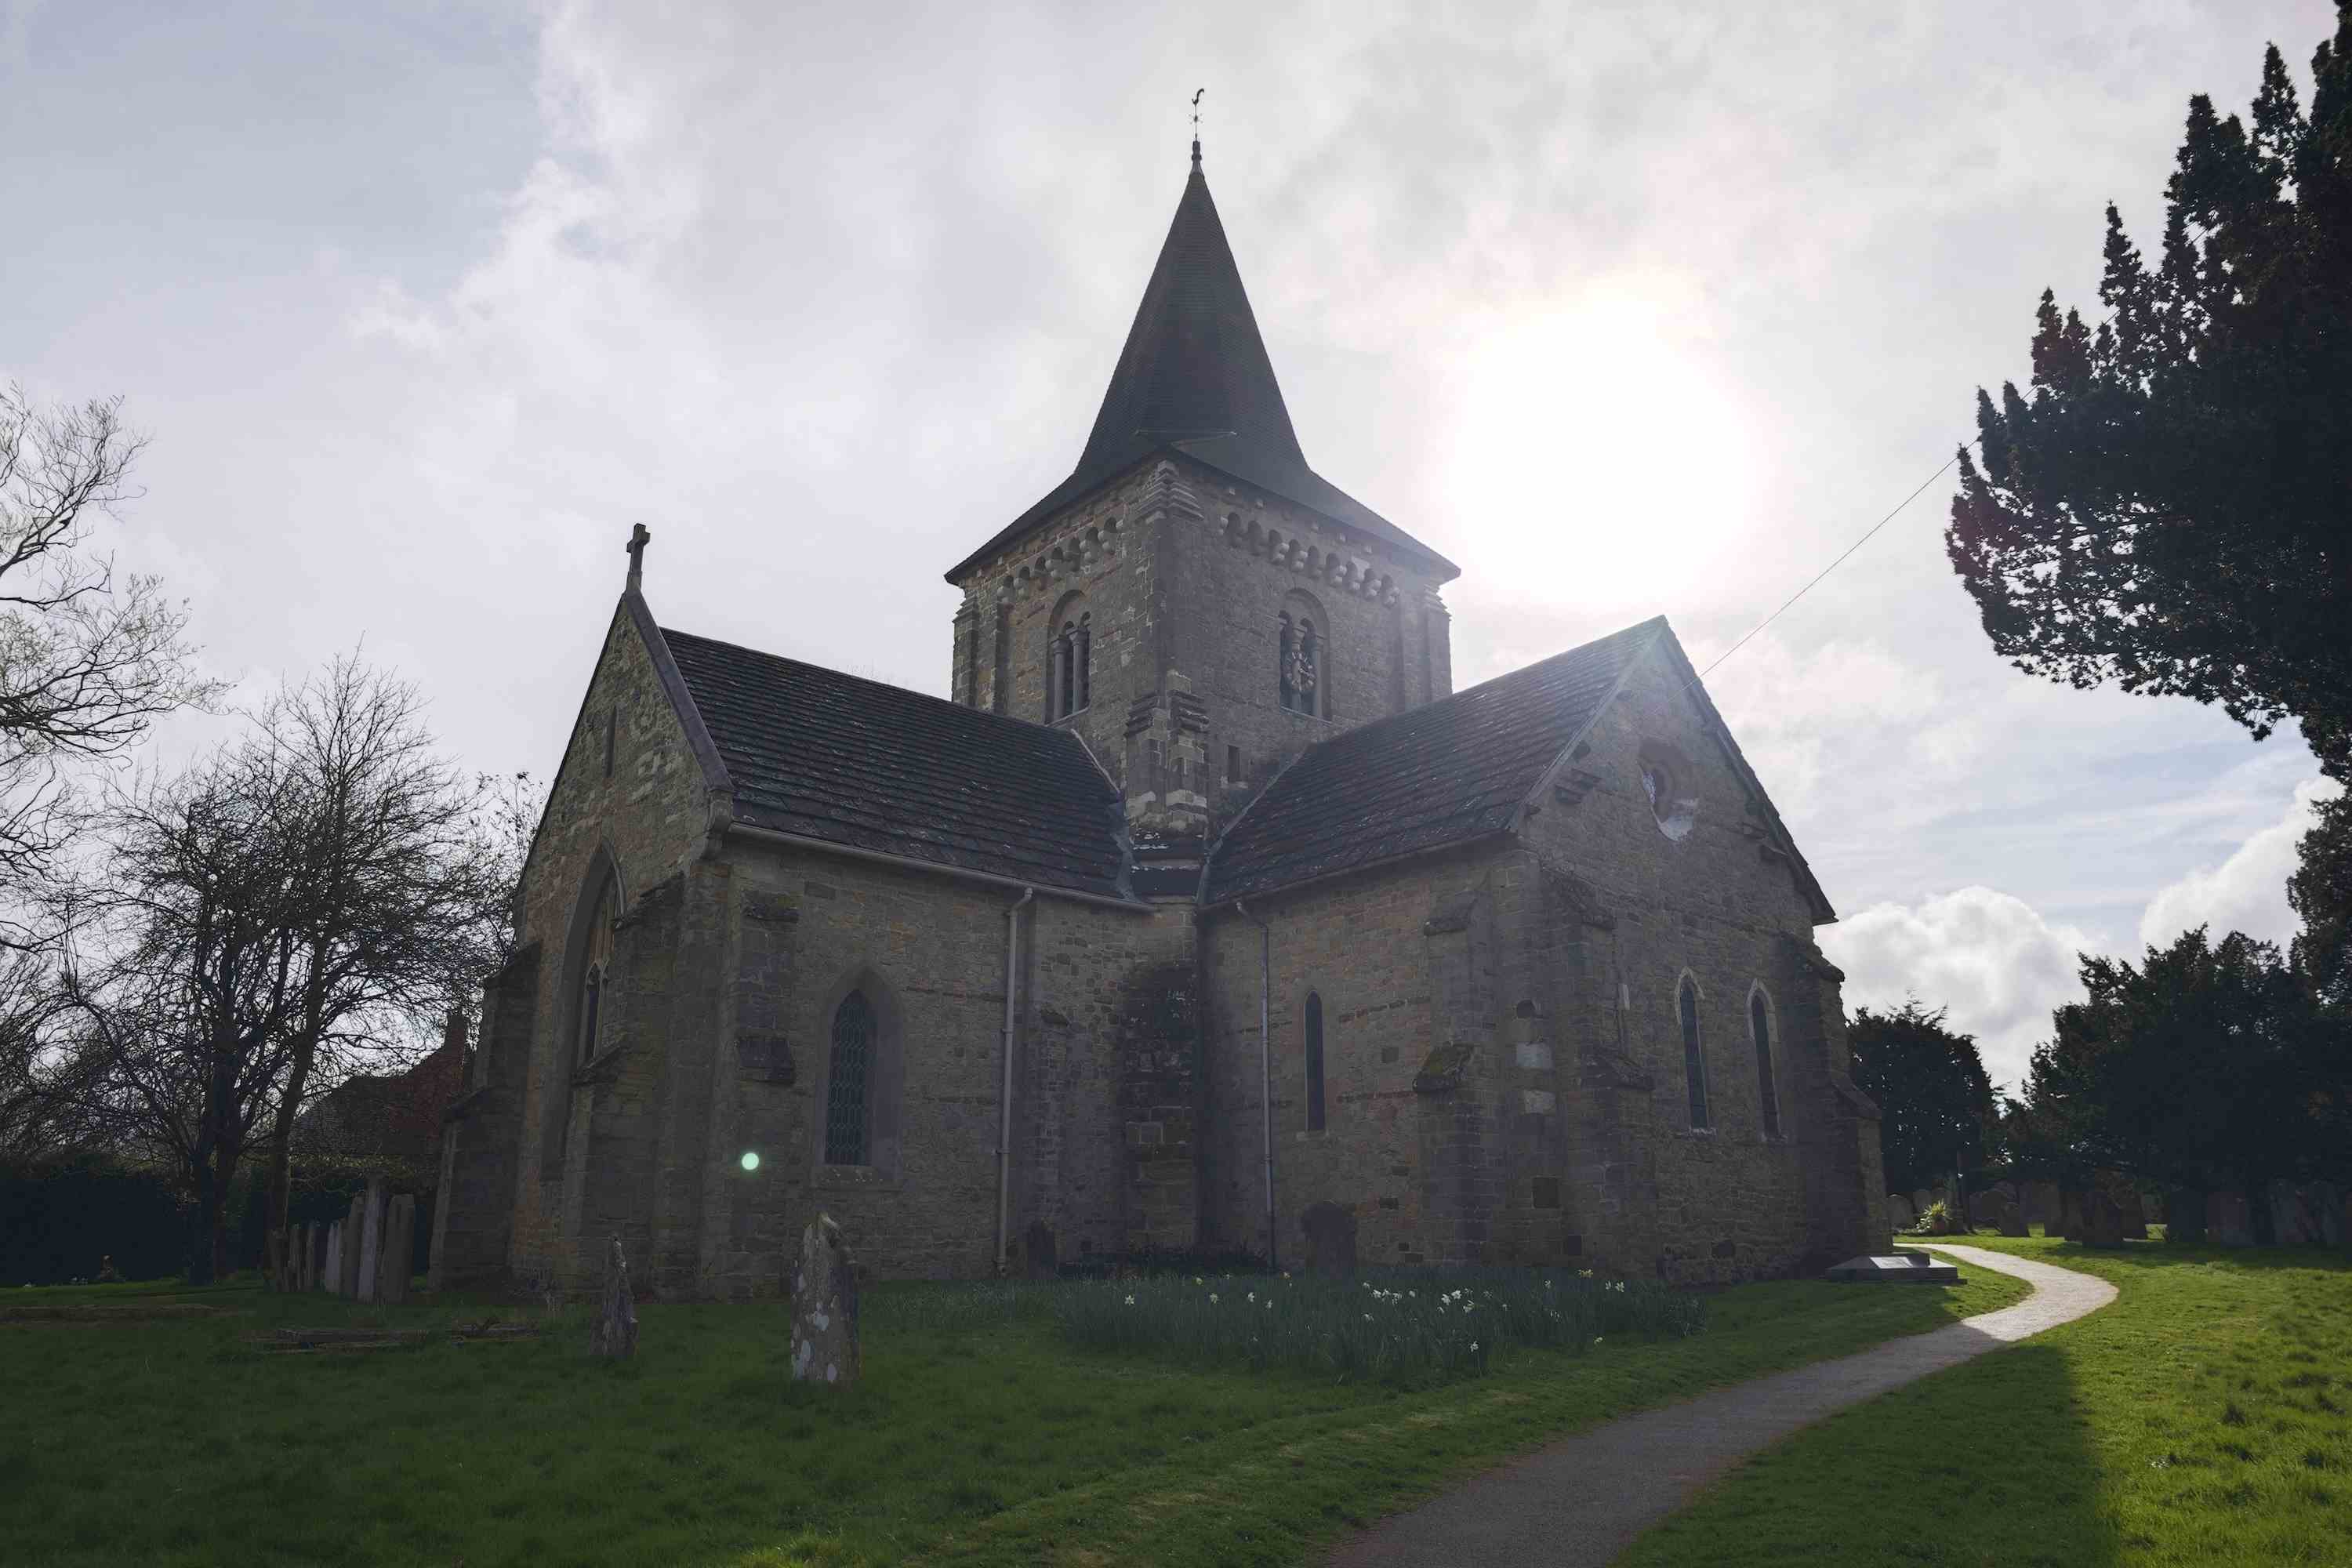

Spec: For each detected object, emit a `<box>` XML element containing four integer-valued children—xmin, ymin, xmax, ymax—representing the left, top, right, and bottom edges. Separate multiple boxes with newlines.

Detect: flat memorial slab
<box><xmin>1827</xmin><ymin>1252</ymin><xmax>1961</xmax><ymax>1283</ymax></box>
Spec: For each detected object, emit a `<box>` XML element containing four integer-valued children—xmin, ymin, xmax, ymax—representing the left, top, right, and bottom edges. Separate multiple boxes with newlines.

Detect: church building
<box><xmin>431</xmin><ymin>143</ymin><xmax>1890</xmax><ymax>1298</ymax></box>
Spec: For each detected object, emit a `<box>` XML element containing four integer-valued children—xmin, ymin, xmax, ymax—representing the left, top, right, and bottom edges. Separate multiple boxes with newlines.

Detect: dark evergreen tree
<box><xmin>1848</xmin><ymin>1001</ymin><xmax>1997</xmax><ymax>1194</ymax></box>
<box><xmin>2289</xmin><ymin>791</ymin><xmax>2352</xmax><ymax>1009</ymax></box>
<box><xmin>2025</xmin><ymin>928</ymin><xmax>2347</xmax><ymax>1196</ymax></box>
<box><xmin>1947</xmin><ymin>9</ymin><xmax>2352</xmax><ymax>780</ymax></box>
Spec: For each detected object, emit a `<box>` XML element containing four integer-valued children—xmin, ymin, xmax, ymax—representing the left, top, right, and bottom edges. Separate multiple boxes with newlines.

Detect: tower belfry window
<box><xmin>1279</xmin><ymin>613</ymin><xmax>1320</xmax><ymax>715</ymax></box>
<box><xmin>1049</xmin><ymin>599</ymin><xmax>1091</xmax><ymax>720</ymax></box>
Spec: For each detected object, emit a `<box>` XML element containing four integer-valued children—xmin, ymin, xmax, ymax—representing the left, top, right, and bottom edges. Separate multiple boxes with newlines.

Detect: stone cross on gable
<box><xmin>626</xmin><ymin>523</ymin><xmax>651</xmax><ymax>592</ymax></box>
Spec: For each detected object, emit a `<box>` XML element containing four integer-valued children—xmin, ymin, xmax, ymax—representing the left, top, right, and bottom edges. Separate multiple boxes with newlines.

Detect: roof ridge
<box><xmin>660</xmin><ymin>623</ymin><xmax>1088</xmax><ymax>744</ymax></box>
<box><xmin>1285</xmin><ymin>614</ymin><xmax>1668</xmax><ymax>763</ymax></box>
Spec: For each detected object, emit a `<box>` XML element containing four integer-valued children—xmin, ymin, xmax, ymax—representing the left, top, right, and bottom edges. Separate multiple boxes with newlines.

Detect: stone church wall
<box><xmin>1513</xmin><ymin>642</ymin><xmax>1878</xmax><ymax>1280</ymax></box>
<box><xmin>489</xmin><ymin>604</ymin><xmax>726</xmax><ymax>1294</ymax></box>
<box><xmin>1198</xmin><ymin>852</ymin><xmax>1477</xmax><ymax>1268</ymax></box>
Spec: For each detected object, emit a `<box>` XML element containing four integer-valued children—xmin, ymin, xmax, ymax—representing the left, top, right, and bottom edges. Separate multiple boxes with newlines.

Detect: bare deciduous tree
<box><xmin>0</xmin><ymin>387</ymin><xmax>223</xmax><ymax>945</ymax></box>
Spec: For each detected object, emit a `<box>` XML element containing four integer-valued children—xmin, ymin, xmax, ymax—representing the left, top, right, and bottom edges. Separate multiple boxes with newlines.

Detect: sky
<box><xmin>4</xmin><ymin>0</ymin><xmax>2339</xmax><ymax>1092</ymax></box>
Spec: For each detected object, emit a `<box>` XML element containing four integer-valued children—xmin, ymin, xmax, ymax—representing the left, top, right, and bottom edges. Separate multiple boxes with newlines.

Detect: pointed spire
<box><xmin>944</xmin><ymin>151</ymin><xmax>1459</xmax><ymax>585</ymax></box>
<box><xmin>1190</xmin><ymin>87</ymin><xmax>1204</xmax><ymax>173</ymax></box>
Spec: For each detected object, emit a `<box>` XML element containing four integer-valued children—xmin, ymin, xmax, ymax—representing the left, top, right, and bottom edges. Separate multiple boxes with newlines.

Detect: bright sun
<box><xmin>1441</xmin><ymin>298</ymin><xmax>1759</xmax><ymax>604</ymax></box>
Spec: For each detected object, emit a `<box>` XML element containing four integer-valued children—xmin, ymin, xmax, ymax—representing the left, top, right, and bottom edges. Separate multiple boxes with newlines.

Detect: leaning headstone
<box><xmin>2080</xmin><ymin>1189</ymin><xmax>2125</xmax><ymax>1248</ymax></box>
<box><xmin>379</xmin><ymin>1196</ymin><xmax>413</xmax><ymax>1306</ymax></box>
<box><xmin>1022</xmin><ymin>1220</ymin><xmax>1057</xmax><ymax>1280</ymax></box>
<box><xmin>339</xmin><ymin>1193</ymin><xmax>365</xmax><ymax>1296</ymax></box>
<box><xmin>1300</xmin><ymin>1201</ymin><xmax>1358</xmax><ymax>1279</ymax></box>
<box><xmin>1886</xmin><ymin>1193</ymin><xmax>1915</xmax><ymax>1232</ymax></box>
<box><xmin>789</xmin><ymin>1214</ymin><xmax>858</xmax><ymax>1387</ymax></box>
<box><xmin>355</xmin><ymin>1178</ymin><xmax>387</xmax><ymax>1303</ymax></box>
<box><xmin>2207</xmin><ymin>1189</ymin><xmax>2254</xmax><ymax>1247</ymax></box>
<box><xmin>593</xmin><ymin>1235</ymin><xmax>638</xmax><ymax>1359</ymax></box>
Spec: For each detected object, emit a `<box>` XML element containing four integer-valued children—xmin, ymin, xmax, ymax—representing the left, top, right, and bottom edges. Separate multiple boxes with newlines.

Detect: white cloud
<box><xmin>1822</xmin><ymin>886</ymin><xmax>2094</xmax><ymax>1094</ymax></box>
<box><xmin>2138</xmin><ymin>778</ymin><xmax>2343</xmax><ymax>952</ymax></box>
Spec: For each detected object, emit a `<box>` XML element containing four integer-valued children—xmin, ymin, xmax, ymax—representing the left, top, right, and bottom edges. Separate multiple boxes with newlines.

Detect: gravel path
<box><xmin>1323</xmin><ymin>1244</ymin><xmax>2116</xmax><ymax>1568</ymax></box>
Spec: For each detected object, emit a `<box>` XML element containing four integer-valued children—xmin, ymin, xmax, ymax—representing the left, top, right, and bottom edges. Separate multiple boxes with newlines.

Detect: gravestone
<box><xmin>339</xmin><ymin>1193</ymin><xmax>365</xmax><ymax>1296</ymax></box>
<box><xmin>379</xmin><ymin>1196</ymin><xmax>413</xmax><ymax>1306</ymax></box>
<box><xmin>1299</xmin><ymin>1201</ymin><xmax>1358</xmax><ymax>1279</ymax></box>
<box><xmin>1973</xmin><ymin>1189</ymin><xmax>2016</xmax><ymax>1234</ymax></box>
<box><xmin>1022</xmin><ymin>1220</ymin><xmax>1056</xmax><ymax>1280</ymax></box>
<box><xmin>2000</xmin><ymin>1204</ymin><xmax>2030</xmax><ymax>1238</ymax></box>
<box><xmin>2080</xmin><ymin>1189</ymin><xmax>2125</xmax><ymax>1248</ymax></box>
<box><xmin>2056</xmin><ymin>1189</ymin><xmax>2085</xmax><ymax>1242</ymax></box>
<box><xmin>2268</xmin><ymin>1181</ymin><xmax>2325</xmax><ymax>1247</ymax></box>
<box><xmin>1886</xmin><ymin>1193</ymin><xmax>1915</xmax><ymax>1231</ymax></box>
<box><xmin>2022</xmin><ymin>1182</ymin><xmax>2059</xmax><ymax>1229</ymax></box>
<box><xmin>2165</xmin><ymin>1188</ymin><xmax>2207</xmax><ymax>1245</ymax></box>
<box><xmin>323</xmin><ymin>1222</ymin><xmax>340</xmax><ymax>1295</ymax></box>
<box><xmin>293</xmin><ymin>1224</ymin><xmax>310</xmax><ymax>1293</ymax></box>
<box><xmin>355</xmin><ymin>1179</ymin><xmax>387</xmax><ymax>1303</ymax></box>
<box><xmin>789</xmin><ymin>1214</ymin><xmax>858</xmax><ymax>1387</ymax></box>
<box><xmin>2206</xmin><ymin>1189</ymin><xmax>2254</xmax><ymax>1247</ymax></box>
<box><xmin>593</xmin><ymin>1235</ymin><xmax>638</xmax><ymax>1359</ymax></box>
<box><xmin>2314</xmin><ymin>1182</ymin><xmax>2346</xmax><ymax>1249</ymax></box>
<box><xmin>309</xmin><ymin>1223</ymin><xmax>327</xmax><ymax>1292</ymax></box>
<box><xmin>1911</xmin><ymin>1189</ymin><xmax>1933</xmax><ymax>1221</ymax></box>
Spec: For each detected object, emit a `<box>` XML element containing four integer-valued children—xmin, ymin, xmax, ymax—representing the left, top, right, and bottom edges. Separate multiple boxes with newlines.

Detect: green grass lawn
<box><xmin>0</xmin><ymin>1264</ymin><xmax>2026</xmax><ymax>1567</ymax></box>
<box><xmin>1618</xmin><ymin>1235</ymin><xmax>2352</xmax><ymax>1568</ymax></box>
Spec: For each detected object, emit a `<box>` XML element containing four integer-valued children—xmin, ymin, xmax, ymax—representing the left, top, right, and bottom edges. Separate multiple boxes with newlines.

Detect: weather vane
<box><xmin>1191</xmin><ymin>88</ymin><xmax>1205</xmax><ymax>169</ymax></box>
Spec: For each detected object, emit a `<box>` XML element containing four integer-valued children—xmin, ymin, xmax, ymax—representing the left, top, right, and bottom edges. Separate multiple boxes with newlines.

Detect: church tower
<box><xmin>945</xmin><ymin>141</ymin><xmax>1459</xmax><ymax>865</ymax></box>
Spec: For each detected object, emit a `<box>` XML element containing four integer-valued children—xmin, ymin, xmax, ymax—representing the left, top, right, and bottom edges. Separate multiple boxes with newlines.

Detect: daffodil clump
<box><xmin>1052</xmin><ymin>1265</ymin><xmax>1701</xmax><ymax>1385</ymax></box>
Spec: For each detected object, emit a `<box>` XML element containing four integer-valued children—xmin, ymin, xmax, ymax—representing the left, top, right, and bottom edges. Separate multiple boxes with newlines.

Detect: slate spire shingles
<box><xmin>947</xmin><ymin>158</ymin><xmax>1455</xmax><ymax>583</ymax></box>
<box><xmin>661</xmin><ymin>628</ymin><xmax>1134</xmax><ymax>902</ymax></box>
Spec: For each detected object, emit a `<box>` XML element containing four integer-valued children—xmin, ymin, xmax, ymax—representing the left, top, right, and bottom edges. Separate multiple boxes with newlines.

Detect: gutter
<box><xmin>996</xmin><ymin>886</ymin><xmax>1035</xmax><ymax>1275</ymax></box>
<box><xmin>723</xmin><ymin>822</ymin><xmax>1151</xmax><ymax>912</ymax></box>
<box><xmin>1235</xmin><ymin>899</ymin><xmax>1277</xmax><ymax>1271</ymax></box>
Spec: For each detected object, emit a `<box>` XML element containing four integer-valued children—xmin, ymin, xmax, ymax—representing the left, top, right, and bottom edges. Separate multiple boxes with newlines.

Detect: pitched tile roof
<box><xmin>1202</xmin><ymin>619</ymin><xmax>1668</xmax><ymax>906</ymax></box>
<box><xmin>661</xmin><ymin>627</ymin><xmax>1135</xmax><ymax>902</ymax></box>
<box><xmin>947</xmin><ymin>161</ymin><xmax>1456</xmax><ymax>583</ymax></box>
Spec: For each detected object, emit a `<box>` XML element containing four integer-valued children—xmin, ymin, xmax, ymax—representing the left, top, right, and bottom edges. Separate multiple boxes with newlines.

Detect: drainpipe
<box><xmin>996</xmin><ymin>886</ymin><xmax>1036</xmax><ymax>1275</ymax></box>
<box><xmin>1236</xmin><ymin>901</ymin><xmax>1277</xmax><ymax>1271</ymax></box>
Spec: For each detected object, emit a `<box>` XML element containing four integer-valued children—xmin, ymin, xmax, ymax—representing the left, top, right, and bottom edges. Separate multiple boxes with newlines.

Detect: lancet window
<box><xmin>575</xmin><ymin>874</ymin><xmax>616</xmax><ymax>1068</ymax></box>
<box><xmin>1305</xmin><ymin>991</ymin><xmax>1327</xmax><ymax>1132</ymax></box>
<box><xmin>825</xmin><ymin>990</ymin><xmax>877</xmax><ymax>1166</ymax></box>
<box><xmin>1750</xmin><ymin>988</ymin><xmax>1782</xmax><ymax>1138</ymax></box>
<box><xmin>1679</xmin><ymin>977</ymin><xmax>1710</xmax><ymax>1130</ymax></box>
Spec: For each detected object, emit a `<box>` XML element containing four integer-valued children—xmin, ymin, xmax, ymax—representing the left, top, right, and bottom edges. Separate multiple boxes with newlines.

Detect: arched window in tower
<box><xmin>1679</xmin><ymin>978</ymin><xmax>1710</xmax><ymax>1129</ymax></box>
<box><xmin>1305</xmin><ymin>991</ymin><xmax>1327</xmax><ymax>1132</ymax></box>
<box><xmin>1279</xmin><ymin>592</ymin><xmax>1327</xmax><ymax>716</ymax></box>
<box><xmin>1278</xmin><ymin>613</ymin><xmax>1297</xmax><ymax>710</ymax></box>
<box><xmin>825</xmin><ymin>990</ymin><xmax>876</xmax><ymax>1165</ymax></box>
<box><xmin>1750</xmin><ymin>988</ymin><xmax>1782</xmax><ymax>1138</ymax></box>
<box><xmin>575</xmin><ymin>874</ymin><xmax>616</xmax><ymax>1068</ymax></box>
<box><xmin>1048</xmin><ymin>593</ymin><xmax>1091</xmax><ymax>720</ymax></box>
